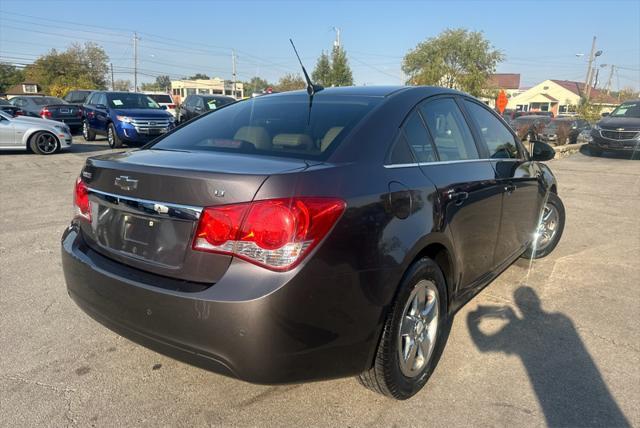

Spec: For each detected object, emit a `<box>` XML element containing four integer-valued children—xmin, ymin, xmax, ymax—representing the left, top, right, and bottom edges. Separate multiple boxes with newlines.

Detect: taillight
<box><xmin>193</xmin><ymin>197</ymin><xmax>345</xmax><ymax>271</ymax></box>
<box><xmin>167</xmin><ymin>104</ymin><xmax>176</xmax><ymax>109</ymax></box>
<box><xmin>74</xmin><ymin>177</ymin><xmax>91</xmax><ymax>221</ymax></box>
<box><xmin>76</xmin><ymin>107</ymin><xmax>83</xmax><ymax>117</ymax></box>
<box><xmin>40</xmin><ymin>107</ymin><xmax>52</xmax><ymax>119</ymax></box>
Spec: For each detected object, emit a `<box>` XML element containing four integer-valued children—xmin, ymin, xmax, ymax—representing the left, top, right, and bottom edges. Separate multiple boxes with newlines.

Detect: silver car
<box><xmin>0</xmin><ymin>110</ymin><xmax>72</xmax><ymax>155</ymax></box>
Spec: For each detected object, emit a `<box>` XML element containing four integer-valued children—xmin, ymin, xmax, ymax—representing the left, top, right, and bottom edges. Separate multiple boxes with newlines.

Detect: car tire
<box><xmin>29</xmin><ymin>131</ymin><xmax>59</xmax><ymax>155</ymax></box>
<box><xmin>83</xmin><ymin>121</ymin><xmax>96</xmax><ymax>141</ymax></box>
<box><xmin>357</xmin><ymin>257</ymin><xmax>451</xmax><ymax>400</ymax></box>
<box><xmin>590</xmin><ymin>145</ymin><xmax>602</xmax><ymax>156</ymax></box>
<box><xmin>107</xmin><ymin>123</ymin><xmax>123</xmax><ymax>148</ymax></box>
<box><xmin>522</xmin><ymin>192</ymin><xmax>565</xmax><ymax>259</ymax></box>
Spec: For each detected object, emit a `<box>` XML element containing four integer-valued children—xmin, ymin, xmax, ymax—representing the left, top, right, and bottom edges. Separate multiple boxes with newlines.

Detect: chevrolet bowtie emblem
<box><xmin>114</xmin><ymin>176</ymin><xmax>138</xmax><ymax>191</ymax></box>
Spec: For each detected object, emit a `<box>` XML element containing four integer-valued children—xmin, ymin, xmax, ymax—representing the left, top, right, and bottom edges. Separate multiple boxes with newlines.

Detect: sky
<box><xmin>1</xmin><ymin>0</ymin><xmax>639</xmax><ymax>91</ymax></box>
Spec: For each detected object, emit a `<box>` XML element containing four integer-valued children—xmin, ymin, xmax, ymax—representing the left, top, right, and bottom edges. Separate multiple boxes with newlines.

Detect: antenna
<box><xmin>289</xmin><ymin>39</ymin><xmax>323</xmax><ymax>96</ymax></box>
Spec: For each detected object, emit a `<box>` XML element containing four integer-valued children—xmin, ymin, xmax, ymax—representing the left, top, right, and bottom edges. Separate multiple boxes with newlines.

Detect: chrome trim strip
<box><xmin>384</xmin><ymin>158</ymin><xmax>523</xmax><ymax>168</ymax></box>
<box><xmin>87</xmin><ymin>187</ymin><xmax>202</xmax><ymax>221</ymax></box>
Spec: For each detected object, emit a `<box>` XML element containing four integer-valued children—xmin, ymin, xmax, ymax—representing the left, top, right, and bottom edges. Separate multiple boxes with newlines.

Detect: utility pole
<box><xmin>605</xmin><ymin>64</ymin><xmax>615</xmax><ymax>94</ymax></box>
<box><xmin>584</xmin><ymin>36</ymin><xmax>596</xmax><ymax>101</ymax></box>
<box><xmin>110</xmin><ymin>63</ymin><xmax>115</xmax><ymax>91</ymax></box>
<box><xmin>332</xmin><ymin>26</ymin><xmax>341</xmax><ymax>49</ymax></box>
<box><xmin>232</xmin><ymin>49</ymin><xmax>237</xmax><ymax>98</ymax></box>
<box><xmin>133</xmin><ymin>32</ymin><xmax>139</xmax><ymax>92</ymax></box>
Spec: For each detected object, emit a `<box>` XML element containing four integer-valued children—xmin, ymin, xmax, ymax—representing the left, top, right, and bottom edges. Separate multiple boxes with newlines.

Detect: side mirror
<box><xmin>530</xmin><ymin>140</ymin><xmax>555</xmax><ymax>161</ymax></box>
<box><xmin>96</xmin><ymin>104</ymin><xmax>107</xmax><ymax>110</ymax></box>
<box><xmin>601</xmin><ymin>112</ymin><xmax>610</xmax><ymax>117</ymax></box>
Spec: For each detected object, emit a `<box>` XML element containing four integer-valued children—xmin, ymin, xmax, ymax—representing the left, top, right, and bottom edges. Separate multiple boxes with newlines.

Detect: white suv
<box><xmin>143</xmin><ymin>92</ymin><xmax>177</xmax><ymax>118</ymax></box>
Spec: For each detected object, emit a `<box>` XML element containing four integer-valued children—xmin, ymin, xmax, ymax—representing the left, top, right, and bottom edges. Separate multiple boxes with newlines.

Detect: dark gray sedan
<box><xmin>10</xmin><ymin>96</ymin><xmax>83</xmax><ymax>130</ymax></box>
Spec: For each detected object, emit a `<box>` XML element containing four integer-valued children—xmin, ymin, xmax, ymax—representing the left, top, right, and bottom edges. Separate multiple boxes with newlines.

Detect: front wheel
<box><xmin>29</xmin><ymin>131</ymin><xmax>59</xmax><ymax>155</ymax></box>
<box><xmin>107</xmin><ymin>123</ymin><xmax>123</xmax><ymax>148</ymax></box>
<box><xmin>358</xmin><ymin>257</ymin><xmax>451</xmax><ymax>400</ymax></box>
<box><xmin>522</xmin><ymin>192</ymin><xmax>565</xmax><ymax>259</ymax></box>
<box><xmin>589</xmin><ymin>145</ymin><xmax>603</xmax><ymax>156</ymax></box>
<box><xmin>82</xmin><ymin>121</ymin><xmax>96</xmax><ymax>141</ymax></box>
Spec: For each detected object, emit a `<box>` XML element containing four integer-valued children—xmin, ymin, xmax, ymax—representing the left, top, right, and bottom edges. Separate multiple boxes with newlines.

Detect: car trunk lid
<box><xmin>79</xmin><ymin>149</ymin><xmax>310</xmax><ymax>284</ymax></box>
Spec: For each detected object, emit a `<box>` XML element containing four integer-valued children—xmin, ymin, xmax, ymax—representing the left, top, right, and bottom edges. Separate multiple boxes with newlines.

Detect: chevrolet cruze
<box><xmin>61</xmin><ymin>86</ymin><xmax>564</xmax><ymax>399</ymax></box>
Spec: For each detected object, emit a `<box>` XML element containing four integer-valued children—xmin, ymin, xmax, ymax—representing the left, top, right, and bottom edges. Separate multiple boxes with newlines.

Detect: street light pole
<box><xmin>584</xmin><ymin>36</ymin><xmax>596</xmax><ymax>100</ymax></box>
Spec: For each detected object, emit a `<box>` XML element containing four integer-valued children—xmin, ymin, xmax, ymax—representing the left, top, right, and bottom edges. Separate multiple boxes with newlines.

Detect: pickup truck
<box><xmin>82</xmin><ymin>91</ymin><xmax>175</xmax><ymax>148</ymax></box>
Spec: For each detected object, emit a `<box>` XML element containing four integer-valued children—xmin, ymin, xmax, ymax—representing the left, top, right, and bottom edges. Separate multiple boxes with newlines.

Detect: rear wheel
<box><xmin>358</xmin><ymin>257</ymin><xmax>451</xmax><ymax>400</ymax></box>
<box><xmin>82</xmin><ymin>121</ymin><xmax>95</xmax><ymax>141</ymax></box>
<box><xmin>107</xmin><ymin>123</ymin><xmax>123</xmax><ymax>148</ymax></box>
<box><xmin>522</xmin><ymin>192</ymin><xmax>565</xmax><ymax>259</ymax></box>
<box><xmin>29</xmin><ymin>131</ymin><xmax>59</xmax><ymax>155</ymax></box>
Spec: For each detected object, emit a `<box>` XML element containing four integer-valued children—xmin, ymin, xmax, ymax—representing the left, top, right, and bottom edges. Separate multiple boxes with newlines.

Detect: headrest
<box><xmin>321</xmin><ymin>127</ymin><xmax>344</xmax><ymax>151</ymax></box>
<box><xmin>272</xmin><ymin>133</ymin><xmax>313</xmax><ymax>149</ymax></box>
<box><xmin>233</xmin><ymin>126</ymin><xmax>271</xmax><ymax>149</ymax></box>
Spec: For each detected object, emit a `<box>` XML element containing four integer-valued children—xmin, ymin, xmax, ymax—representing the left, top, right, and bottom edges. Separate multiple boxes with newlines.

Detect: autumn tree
<box><xmin>275</xmin><ymin>73</ymin><xmax>306</xmax><ymax>92</ymax></box>
<box><xmin>243</xmin><ymin>76</ymin><xmax>272</xmax><ymax>95</ymax></box>
<box><xmin>25</xmin><ymin>42</ymin><xmax>109</xmax><ymax>96</ymax></box>
<box><xmin>402</xmin><ymin>28</ymin><xmax>503</xmax><ymax>97</ymax></box>
<box><xmin>140</xmin><ymin>75</ymin><xmax>172</xmax><ymax>92</ymax></box>
<box><xmin>188</xmin><ymin>73</ymin><xmax>209</xmax><ymax>80</ymax></box>
<box><xmin>113</xmin><ymin>79</ymin><xmax>132</xmax><ymax>91</ymax></box>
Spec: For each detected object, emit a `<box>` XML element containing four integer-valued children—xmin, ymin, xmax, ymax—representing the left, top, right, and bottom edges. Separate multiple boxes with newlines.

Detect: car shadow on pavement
<box><xmin>467</xmin><ymin>286</ymin><xmax>630</xmax><ymax>428</ymax></box>
<box><xmin>579</xmin><ymin>145</ymin><xmax>640</xmax><ymax>160</ymax></box>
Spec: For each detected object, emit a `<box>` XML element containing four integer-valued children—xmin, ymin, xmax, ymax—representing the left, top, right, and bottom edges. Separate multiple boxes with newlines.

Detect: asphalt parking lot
<box><xmin>1</xmin><ymin>137</ymin><xmax>638</xmax><ymax>427</ymax></box>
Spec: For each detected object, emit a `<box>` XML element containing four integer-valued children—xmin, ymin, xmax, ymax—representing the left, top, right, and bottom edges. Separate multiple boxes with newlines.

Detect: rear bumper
<box><xmin>57</xmin><ymin>118</ymin><xmax>83</xmax><ymax>128</ymax></box>
<box><xmin>61</xmin><ymin>225</ymin><xmax>381</xmax><ymax>384</ymax></box>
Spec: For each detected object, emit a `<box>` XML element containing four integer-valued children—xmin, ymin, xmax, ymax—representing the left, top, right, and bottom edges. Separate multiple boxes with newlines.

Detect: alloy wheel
<box><xmin>108</xmin><ymin>127</ymin><xmax>114</xmax><ymax>147</ymax></box>
<box><xmin>36</xmin><ymin>133</ymin><xmax>58</xmax><ymax>154</ymax></box>
<box><xmin>83</xmin><ymin>122</ymin><xmax>88</xmax><ymax>139</ymax></box>
<box><xmin>536</xmin><ymin>203</ymin><xmax>559</xmax><ymax>251</ymax></box>
<box><xmin>398</xmin><ymin>280</ymin><xmax>439</xmax><ymax>378</ymax></box>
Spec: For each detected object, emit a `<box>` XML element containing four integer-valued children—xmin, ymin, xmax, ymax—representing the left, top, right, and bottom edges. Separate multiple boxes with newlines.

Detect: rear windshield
<box><xmin>203</xmin><ymin>96</ymin><xmax>235</xmax><ymax>110</ymax></box>
<box><xmin>107</xmin><ymin>93</ymin><xmax>160</xmax><ymax>109</ymax></box>
<box><xmin>146</xmin><ymin>94</ymin><xmax>173</xmax><ymax>104</ymax></box>
<box><xmin>32</xmin><ymin>97</ymin><xmax>65</xmax><ymax>105</ymax></box>
<box><xmin>150</xmin><ymin>94</ymin><xmax>381</xmax><ymax>160</ymax></box>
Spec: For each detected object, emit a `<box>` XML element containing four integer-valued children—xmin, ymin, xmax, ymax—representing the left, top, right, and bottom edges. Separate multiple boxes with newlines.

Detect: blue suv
<box><xmin>82</xmin><ymin>91</ymin><xmax>175</xmax><ymax>148</ymax></box>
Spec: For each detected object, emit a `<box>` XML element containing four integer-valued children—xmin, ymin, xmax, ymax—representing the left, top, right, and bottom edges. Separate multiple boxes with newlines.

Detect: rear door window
<box><xmin>403</xmin><ymin>110</ymin><xmax>436</xmax><ymax>162</ymax></box>
<box><xmin>463</xmin><ymin>99</ymin><xmax>520</xmax><ymax>159</ymax></box>
<box><xmin>419</xmin><ymin>98</ymin><xmax>479</xmax><ymax>161</ymax></box>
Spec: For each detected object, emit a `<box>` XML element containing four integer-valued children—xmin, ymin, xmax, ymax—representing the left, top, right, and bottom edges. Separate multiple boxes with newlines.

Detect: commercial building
<box><xmin>170</xmin><ymin>78</ymin><xmax>243</xmax><ymax>104</ymax></box>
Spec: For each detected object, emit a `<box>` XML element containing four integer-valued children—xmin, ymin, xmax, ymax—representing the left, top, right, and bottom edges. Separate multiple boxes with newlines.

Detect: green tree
<box><xmin>188</xmin><ymin>73</ymin><xmax>209</xmax><ymax>80</ymax></box>
<box><xmin>140</xmin><ymin>75</ymin><xmax>172</xmax><ymax>92</ymax></box>
<box><xmin>0</xmin><ymin>63</ymin><xmax>25</xmax><ymax>94</ymax></box>
<box><xmin>402</xmin><ymin>28</ymin><xmax>503</xmax><ymax>97</ymax></box>
<box><xmin>243</xmin><ymin>76</ymin><xmax>271</xmax><ymax>95</ymax></box>
<box><xmin>24</xmin><ymin>42</ymin><xmax>109</xmax><ymax>96</ymax></box>
<box><xmin>113</xmin><ymin>79</ymin><xmax>131</xmax><ymax>91</ymax></box>
<box><xmin>275</xmin><ymin>73</ymin><xmax>306</xmax><ymax>92</ymax></box>
<box><xmin>311</xmin><ymin>51</ymin><xmax>332</xmax><ymax>87</ymax></box>
<box><xmin>330</xmin><ymin>46</ymin><xmax>354</xmax><ymax>87</ymax></box>
<box><xmin>614</xmin><ymin>87</ymin><xmax>639</xmax><ymax>102</ymax></box>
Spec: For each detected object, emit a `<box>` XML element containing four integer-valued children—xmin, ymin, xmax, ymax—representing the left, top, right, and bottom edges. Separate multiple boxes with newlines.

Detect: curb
<box><xmin>553</xmin><ymin>142</ymin><xmax>587</xmax><ymax>159</ymax></box>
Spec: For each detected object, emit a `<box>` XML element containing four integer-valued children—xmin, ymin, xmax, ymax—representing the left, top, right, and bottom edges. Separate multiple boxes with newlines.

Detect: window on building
<box><xmin>198</xmin><ymin>89</ymin><xmax>209</xmax><ymax>95</ymax></box>
<box><xmin>23</xmin><ymin>84</ymin><xmax>37</xmax><ymax>93</ymax></box>
<box><xmin>186</xmin><ymin>88</ymin><xmax>196</xmax><ymax>96</ymax></box>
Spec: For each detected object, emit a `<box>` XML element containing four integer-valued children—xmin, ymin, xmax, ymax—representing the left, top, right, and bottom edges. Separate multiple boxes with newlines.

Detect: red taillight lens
<box><xmin>74</xmin><ymin>177</ymin><xmax>91</xmax><ymax>221</ymax></box>
<box><xmin>40</xmin><ymin>108</ymin><xmax>52</xmax><ymax>119</ymax></box>
<box><xmin>76</xmin><ymin>107</ymin><xmax>83</xmax><ymax>117</ymax></box>
<box><xmin>193</xmin><ymin>197</ymin><xmax>345</xmax><ymax>271</ymax></box>
<box><xmin>168</xmin><ymin>104</ymin><xmax>176</xmax><ymax>109</ymax></box>
<box><xmin>14</xmin><ymin>110</ymin><xmax>24</xmax><ymax>116</ymax></box>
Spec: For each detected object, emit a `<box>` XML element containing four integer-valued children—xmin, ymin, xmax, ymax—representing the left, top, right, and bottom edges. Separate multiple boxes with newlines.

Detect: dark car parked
<box><xmin>0</xmin><ymin>98</ymin><xmax>25</xmax><ymax>117</ymax></box>
<box><xmin>539</xmin><ymin>117</ymin><xmax>591</xmax><ymax>145</ymax></box>
<box><xmin>82</xmin><ymin>91</ymin><xmax>175</xmax><ymax>148</ymax></box>
<box><xmin>10</xmin><ymin>95</ymin><xmax>83</xmax><ymax>130</ymax></box>
<box><xmin>511</xmin><ymin>115</ymin><xmax>553</xmax><ymax>141</ymax></box>
<box><xmin>178</xmin><ymin>94</ymin><xmax>235</xmax><ymax>123</ymax></box>
<box><xmin>62</xmin><ymin>86</ymin><xmax>564</xmax><ymax>400</ymax></box>
<box><xmin>63</xmin><ymin>89</ymin><xmax>93</xmax><ymax>105</ymax></box>
<box><xmin>589</xmin><ymin>100</ymin><xmax>640</xmax><ymax>156</ymax></box>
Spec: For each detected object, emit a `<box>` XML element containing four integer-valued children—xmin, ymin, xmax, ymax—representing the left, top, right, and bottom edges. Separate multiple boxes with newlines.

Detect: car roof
<box><xmin>265</xmin><ymin>85</ymin><xmax>464</xmax><ymax>99</ymax></box>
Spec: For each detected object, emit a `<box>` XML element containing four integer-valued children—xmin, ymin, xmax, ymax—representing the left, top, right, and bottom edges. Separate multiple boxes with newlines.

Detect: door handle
<box><xmin>504</xmin><ymin>184</ymin><xmax>517</xmax><ymax>194</ymax></box>
<box><xmin>449</xmin><ymin>191</ymin><xmax>469</xmax><ymax>206</ymax></box>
